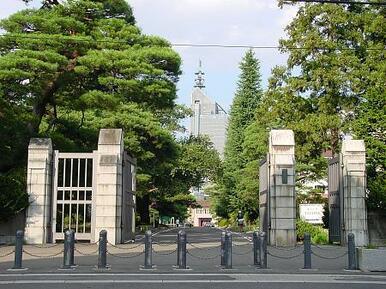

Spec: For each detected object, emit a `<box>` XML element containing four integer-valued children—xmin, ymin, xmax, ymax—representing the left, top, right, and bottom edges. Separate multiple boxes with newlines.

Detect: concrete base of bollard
<box><xmin>139</xmin><ymin>265</ymin><xmax>157</xmax><ymax>271</ymax></box>
<box><xmin>7</xmin><ymin>268</ymin><xmax>29</xmax><ymax>272</ymax></box>
<box><xmin>172</xmin><ymin>266</ymin><xmax>192</xmax><ymax>271</ymax></box>
<box><xmin>57</xmin><ymin>267</ymin><xmax>76</xmax><ymax>271</ymax></box>
<box><xmin>343</xmin><ymin>269</ymin><xmax>361</xmax><ymax>272</ymax></box>
<box><xmin>219</xmin><ymin>266</ymin><xmax>236</xmax><ymax>271</ymax></box>
<box><xmin>254</xmin><ymin>267</ymin><xmax>272</xmax><ymax>271</ymax></box>
<box><xmin>94</xmin><ymin>265</ymin><xmax>111</xmax><ymax>271</ymax></box>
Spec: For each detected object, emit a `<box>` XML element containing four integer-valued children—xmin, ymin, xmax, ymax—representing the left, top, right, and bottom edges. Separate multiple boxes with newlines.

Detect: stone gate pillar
<box><xmin>268</xmin><ymin>130</ymin><xmax>296</xmax><ymax>246</ymax></box>
<box><xmin>95</xmin><ymin>129</ymin><xmax>124</xmax><ymax>245</ymax></box>
<box><xmin>341</xmin><ymin>140</ymin><xmax>368</xmax><ymax>246</ymax></box>
<box><xmin>25</xmin><ymin>139</ymin><xmax>53</xmax><ymax>244</ymax></box>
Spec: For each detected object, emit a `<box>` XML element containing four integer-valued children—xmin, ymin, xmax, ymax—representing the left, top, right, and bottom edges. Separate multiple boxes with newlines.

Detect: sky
<box><xmin>0</xmin><ymin>0</ymin><xmax>298</xmax><ymax>112</ymax></box>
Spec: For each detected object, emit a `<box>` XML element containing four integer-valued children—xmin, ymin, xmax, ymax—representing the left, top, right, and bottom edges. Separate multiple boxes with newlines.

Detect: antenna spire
<box><xmin>194</xmin><ymin>59</ymin><xmax>205</xmax><ymax>89</ymax></box>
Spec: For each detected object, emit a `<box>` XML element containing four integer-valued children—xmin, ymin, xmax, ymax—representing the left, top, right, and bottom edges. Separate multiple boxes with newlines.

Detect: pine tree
<box><xmin>0</xmin><ymin>0</ymin><xmax>182</xmax><ymax>222</ymax></box>
<box><xmin>219</xmin><ymin>49</ymin><xmax>263</xmax><ymax>220</ymax></box>
<box><xmin>224</xmin><ymin>49</ymin><xmax>263</xmax><ymax>173</ymax></box>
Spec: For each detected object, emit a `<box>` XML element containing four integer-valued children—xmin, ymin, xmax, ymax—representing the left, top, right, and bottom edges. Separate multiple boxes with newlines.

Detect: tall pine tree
<box><xmin>220</xmin><ymin>49</ymin><xmax>263</xmax><ymax>220</ymax></box>
<box><xmin>0</xmin><ymin>0</ymin><xmax>182</xmax><ymax>222</ymax></box>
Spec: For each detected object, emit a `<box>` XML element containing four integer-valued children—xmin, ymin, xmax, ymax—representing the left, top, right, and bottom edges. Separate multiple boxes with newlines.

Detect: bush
<box><xmin>0</xmin><ymin>169</ymin><xmax>28</xmax><ymax>222</ymax></box>
<box><xmin>218</xmin><ymin>218</ymin><xmax>230</xmax><ymax>228</ymax></box>
<box><xmin>296</xmin><ymin>219</ymin><xmax>328</xmax><ymax>244</ymax></box>
<box><xmin>312</xmin><ymin>231</ymin><xmax>328</xmax><ymax>244</ymax></box>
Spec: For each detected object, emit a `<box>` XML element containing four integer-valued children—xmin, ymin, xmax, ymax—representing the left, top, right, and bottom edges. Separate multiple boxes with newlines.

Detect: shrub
<box><xmin>296</xmin><ymin>219</ymin><xmax>328</xmax><ymax>244</ymax></box>
<box><xmin>0</xmin><ymin>169</ymin><xmax>28</xmax><ymax>222</ymax></box>
<box><xmin>218</xmin><ymin>218</ymin><xmax>230</xmax><ymax>228</ymax></box>
<box><xmin>312</xmin><ymin>231</ymin><xmax>328</xmax><ymax>244</ymax></box>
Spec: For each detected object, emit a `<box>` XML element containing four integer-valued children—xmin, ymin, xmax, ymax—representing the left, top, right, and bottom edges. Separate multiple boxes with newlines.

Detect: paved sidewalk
<box><xmin>0</xmin><ymin>227</ymin><xmax>384</xmax><ymax>275</ymax></box>
<box><xmin>0</xmin><ymin>242</ymin><xmax>380</xmax><ymax>275</ymax></box>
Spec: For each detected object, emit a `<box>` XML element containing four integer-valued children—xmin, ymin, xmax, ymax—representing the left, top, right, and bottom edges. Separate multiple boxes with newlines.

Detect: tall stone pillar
<box><xmin>95</xmin><ymin>129</ymin><xmax>124</xmax><ymax>245</ymax></box>
<box><xmin>25</xmin><ymin>139</ymin><xmax>53</xmax><ymax>244</ymax></box>
<box><xmin>268</xmin><ymin>130</ymin><xmax>296</xmax><ymax>246</ymax></box>
<box><xmin>341</xmin><ymin>140</ymin><xmax>368</xmax><ymax>246</ymax></box>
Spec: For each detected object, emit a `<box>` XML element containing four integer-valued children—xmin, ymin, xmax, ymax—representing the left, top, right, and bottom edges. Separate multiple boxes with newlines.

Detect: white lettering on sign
<box><xmin>299</xmin><ymin>204</ymin><xmax>324</xmax><ymax>224</ymax></box>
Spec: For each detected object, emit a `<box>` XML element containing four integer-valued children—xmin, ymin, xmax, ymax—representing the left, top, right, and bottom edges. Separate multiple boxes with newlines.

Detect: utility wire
<box><xmin>171</xmin><ymin>43</ymin><xmax>384</xmax><ymax>51</ymax></box>
<box><xmin>284</xmin><ymin>0</ymin><xmax>386</xmax><ymax>5</ymax></box>
<box><xmin>0</xmin><ymin>34</ymin><xmax>385</xmax><ymax>51</ymax></box>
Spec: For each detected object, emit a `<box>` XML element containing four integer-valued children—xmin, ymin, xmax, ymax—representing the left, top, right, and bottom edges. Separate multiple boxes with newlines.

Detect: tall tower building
<box><xmin>190</xmin><ymin>62</ymin><xmax>228</xmax><ymax>157</ymax></box>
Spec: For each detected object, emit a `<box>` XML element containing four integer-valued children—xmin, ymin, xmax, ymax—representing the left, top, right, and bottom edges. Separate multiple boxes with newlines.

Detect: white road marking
<box><xmin>1</xmin><ymin>273</ymin><xmax>385</xmax><ymax>284</ymax></box>
<box><xmin>0</xmin><ymin>279</ymin><xmax>386</xmax><ymax>285</ymax></box>
<box><xmin>0</xmin><ymin>273</ymin><xmax>384</xmax><ymax>277</ymax></box>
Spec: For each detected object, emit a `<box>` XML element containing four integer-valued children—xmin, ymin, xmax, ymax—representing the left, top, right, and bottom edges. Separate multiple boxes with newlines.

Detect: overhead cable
<box><xmin>284</xmin><ymin>0</ymin><xmax>386</xmax><ymax>5</ymax></box>
<box><xmin>0</xmin><ymin>34</ymin><xmax>385</xmax><ymax>51</ymax></box>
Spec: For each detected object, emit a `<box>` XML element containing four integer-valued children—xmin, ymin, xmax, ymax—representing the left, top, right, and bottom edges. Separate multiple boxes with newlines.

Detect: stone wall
<box><xmin>368</xmin><ymin>210</ymin><xmax>386</xmax><ymax>246</ymax></box>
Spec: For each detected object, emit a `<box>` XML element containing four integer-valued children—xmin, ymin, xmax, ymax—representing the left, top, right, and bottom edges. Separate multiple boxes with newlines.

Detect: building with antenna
<box><xmin>189</xmin><ymin>62</ymin><xmax>228</xmax><ymax>157</ymax></box>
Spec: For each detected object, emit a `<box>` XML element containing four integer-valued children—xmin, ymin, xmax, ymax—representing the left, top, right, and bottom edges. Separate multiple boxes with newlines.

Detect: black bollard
<box><xmin>253</xmin><ymin>231</ymin><xmax>261</xmax><ymax>267</ymax></box>
<box><xmin>62</xmin><ymin>230</ymin><xmax>72</xmax><ymax>269</ymax></box>
<box><xmin>259</xmin><ymin>232</ymin><xmax>267</xmax><ymax>269</ymax></box>
<box><xmin>98</xmin><ymin>230</ymin><xmax>107</xmax><ymax>269</ymax></box>
<box><xmin>69</xmin><ymin>230</ymin><xmax>75</xmax><ymax>267</ymax></box>
<box><xmin>177</xmin><ymin>230</ymin><xmax>187</xmax><ymax>269</ymax></box>
<box><xmin>303</xmin><ymin>233</ymin><xmax>312</xmax><ymax>269</ymax></box>
<box><xmin>12</xmin><ymin>230</ymin><xmax>24</xmax><ymax>270</ymax></box>
<box><xmin>347</xmin><ymin>233</ymin><xmax>357</xmax><ymax>270</ymax></box>
<box><xmin>224</xmin><ymin>231</ymin><xmax>232</xmax><ymax>269</ymax></box>
<box><xmin>176</xmin><ymin>230</ymin><xmax>180</xmax><ymax>267</ymax></box>
<box><xmin>144</xmin><ymin>230</ymin><xmax>153</xmax><ymax>269</ymax></box>
<box><xmin>220</xmin><ymin>231</ymin><xmax>226</xmax><ymax>266</ymax></box>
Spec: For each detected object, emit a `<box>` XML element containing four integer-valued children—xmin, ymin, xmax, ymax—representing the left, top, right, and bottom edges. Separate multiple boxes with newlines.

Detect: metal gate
<box><xmin>259</xmin><ymin>156</ymin><xmax>269</xmax><ymax>237</ymax></box>
<box><xmin>328</xmin><ymin>156</ymin><xmax>342</xmax><ymax>243</ymax></box>
<box><xmin>121</xmin><ymin>152</ymin><xmax>136</xmax><ymax>242</ymax></box>
<box><xmin>52</xmin><ymin>152</ymin><xmax>95</xmax><ymax>241</ymax></box>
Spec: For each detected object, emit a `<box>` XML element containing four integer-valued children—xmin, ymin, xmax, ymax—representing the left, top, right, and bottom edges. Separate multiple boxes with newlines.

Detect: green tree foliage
<box><xmin>215</xmin><ymin>49</ymin><xmax>264</xmax><ymax>221</ymax></box>
<box><xmin>0</xmin><ymin>169</ymin><xmax>28</xmax><ymax>222</ymax></box>
<box><xmin>269</xmin><ymin>1</ymin><xmax>385</xmax><ymax>208</ymax></box>
<box><xmin>151</xmin><ymin>135</ymin><xmax>222</xmax><ymax>219</ymax></box>
<box><xmin>0</xmin><ymin>0</ymin><xmax>184</xmax><ymax>222</ymax></box>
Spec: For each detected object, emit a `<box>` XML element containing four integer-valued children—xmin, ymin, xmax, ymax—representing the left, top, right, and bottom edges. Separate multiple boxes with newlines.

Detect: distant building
<box><xmin>188</xmin><ymin>200</ymin><xmax>213</xmax><ymax>227</ymax></box>
<box><xmin>188</xmin><ymin>63</ymin><xmax>227</xmax><ymax>221</ymax></box>
<box><xmin>189</xmin><ymin>62</ymin><xmax>228</xmax><ymax>158</ymax></box>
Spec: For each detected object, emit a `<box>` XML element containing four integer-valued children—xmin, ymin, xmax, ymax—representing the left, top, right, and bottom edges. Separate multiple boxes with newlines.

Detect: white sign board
<box><xmin>299</xmin><ymin>204</ymin><xmax>324</xmax><ymax>224</ymax></box>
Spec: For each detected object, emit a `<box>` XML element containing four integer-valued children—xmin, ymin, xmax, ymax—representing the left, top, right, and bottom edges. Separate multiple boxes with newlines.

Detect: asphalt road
<box><xmin>0</xmin><ymin>227</ymin><xmax>385</xmax><ymax>288</ymax></box>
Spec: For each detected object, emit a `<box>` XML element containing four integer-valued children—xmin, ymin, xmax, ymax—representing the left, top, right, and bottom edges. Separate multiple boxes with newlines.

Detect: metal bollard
<box><xmin>303</xmin><ymin>232</ymin><xmax>312</xmax><ymax>269</ymax></box>
<box><xmin>69</xmin><ymin>230</ymin><xmax>75</xmax><ymax>266</ymax></box>
<box><xmin>253</xmin><ymin>231</ymin><xmax>261</xmax><ymax>267</ymax></box>
<box><xmin>144</xmin><ymin>230</ymin><xmax>153</xmax><ymax>269</ymax></box>
<box><xmin>98</xmin><ymin>230</ymin><xmax>107</xmax><ymax>269</ymax></box>
<box><xmin>12</xmin><ymin>230</ymin><xmax>24</xmax><ymax>269</ymax></box>
<box><xmin>347</xmin><ymin>233</ymin><xmax>357</xmax><ymax>270</ymax></box>
<box><xmin>177</xmin><ymin>230</ymin><xmax>187</xmax><ymax>269</ymax></box>
<box><xmin>259</xmin><ymin>232</ymin><xmax>267</xmax><ymax>269</ymax></box>
<box><xmin>176</xmin><ymin>230</ymin><xmax>180</xmax><ymax>266</ymax></box>
<box><xmin>63</xmin><ymin>230</ymin><xmax>72</xmax><ymax>269</ymax></box>
<box><xmin>224</xmin><ymin>231</ymin><xmax>232</xmax><ymax>269</ymax></box>
<box><xmin>220</xmin><ymin>231</ymin><xmax>226</xmax><ymax>266</ymax></box>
